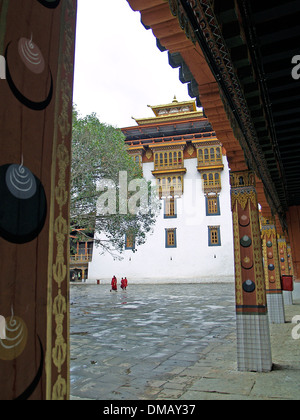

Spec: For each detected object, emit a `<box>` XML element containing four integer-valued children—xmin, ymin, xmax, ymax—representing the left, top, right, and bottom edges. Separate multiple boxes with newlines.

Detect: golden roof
<box><xmin>133</xmin><ymin>96</ymin><xmax>203</xmax><ymax>125</ymax></box>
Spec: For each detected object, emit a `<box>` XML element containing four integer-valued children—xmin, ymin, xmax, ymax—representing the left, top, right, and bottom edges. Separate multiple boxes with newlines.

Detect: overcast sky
<box><xmin>73</xmin><ymin>0</ymin><xmax>193</xmax><ymax>128</ymax></box>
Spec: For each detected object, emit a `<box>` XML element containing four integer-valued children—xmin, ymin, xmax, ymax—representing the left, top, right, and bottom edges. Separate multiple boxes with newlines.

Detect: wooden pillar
<box><xmin>0</xmin><ymin>0</ymin><xmax>77</xmax><ymax>400</ymax></box>
<box><xmin>287</xmin><ymin>244</ymin><xmax>294</xmax><ymax>277</ymax></box>
<box><xmin>261</xmin><ymin>217</ymin><xmax>285</xmax><ymax>323</ymax></box>
<box><xmin>286</xmin><ymin>206</ymin><xmax>300</xmax><ymax>282</ymax></box>
<box><xmin>277</xmin><ymin>235</ymin><xmax>289</xmax><ymax>277</ymax></box>
<box><xmin>230</xmin><ymin>170</ymin><xmax>272</xmax><ymax>372</ymax></box>
<box><xmin>278</xmin><ymin>235</ymin><xmax>293</xmax><ymax>305</ymax></box>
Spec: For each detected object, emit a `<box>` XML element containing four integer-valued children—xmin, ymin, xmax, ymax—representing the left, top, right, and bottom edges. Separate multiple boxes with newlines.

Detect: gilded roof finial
<box><xmin>172</xmin><ymin>95</ymin><xmax>178</xmax><ymax>103</ymax></box>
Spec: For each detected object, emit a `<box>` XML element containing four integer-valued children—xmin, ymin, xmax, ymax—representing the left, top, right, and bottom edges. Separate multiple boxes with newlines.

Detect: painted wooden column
<box><xmin>277</xmin><ymin>235</ymin><xmax>289</xmax><ymax>277</ymax></box>
<box><xmin>0</xmin><ymin>0</ymin><xmax>77</xmax><ymax>400</ymax></box>
<box><xmin>278</xmin><ymin>235</ymin><xmax>293</xmax><ymax>305</ymax></box>
<box><xmin>230</xmin><ymin>170</ymin><xmax>272</xmax><ymax>372</ymax></box>
<box><xmin>287</xmin><ymin>244</ymin><xmax>295</xmax><ymax>277</ymax></box>
<box><xmin>260</xmin><ymin>217</ymin><xmax>285</xmax><ymax>323</ymax></box>
<box><xmin>286</xmin><ymin>207</ymin><xmax>300</xmax><ymax>283</ymax></box>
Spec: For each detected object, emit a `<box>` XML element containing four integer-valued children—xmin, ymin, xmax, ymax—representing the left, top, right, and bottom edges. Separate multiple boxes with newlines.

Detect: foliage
<box><xmin>71</xmin><ymin>108</ymin><xmax>159</xmax><ymax>256</ymax></box>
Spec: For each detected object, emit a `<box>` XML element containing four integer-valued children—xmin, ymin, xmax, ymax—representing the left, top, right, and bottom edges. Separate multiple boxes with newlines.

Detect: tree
<box><xmin>71</xmin><ymin>108</ymin><xmax>159</xmax><ymax>256</ymax></box>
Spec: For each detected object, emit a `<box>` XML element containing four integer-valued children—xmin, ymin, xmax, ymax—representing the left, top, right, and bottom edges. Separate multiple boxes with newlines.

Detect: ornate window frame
<box><xmin>164</xmin><ymin>197</ymin><xmax>177</xmax><ymax>219</ymax></box>
<box><xmin>206</xmin><ymin>194</ymin><xmax>220</xmax><ymax>216</ymax></box>
<box><xmin>165</xmin><ymin>228</ymin><xmax>177</xmax><ymax>248</ymax></box>
<box><xmin>125</xmin><ymin>233</ymin><xmax>135</xmax><ymax>250</ymax></box>
<box><xmin>208</xmin><ymin>226</ymin><xmax>221</xmax><ymax>247</ymax></box>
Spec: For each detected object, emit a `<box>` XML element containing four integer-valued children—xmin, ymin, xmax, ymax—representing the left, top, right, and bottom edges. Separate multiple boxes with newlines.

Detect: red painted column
<box><xmin>277</xmin><ymin>235</ymin><xmax>289</xmax><ymax>277</ymax></box>
<box><xmin>231</xmin><ymin>171</ymin><xmax>272</xmax><ymax>372</ymax></box>
<box><xmin>287</xmin><ymin>244</ymin><xmax>295</xmax><ymax>277</ymax></box>
<box><xmin>278</xmin><ymin>235</ymin><xmax>293</xmax><ymax>305</ymax></box>
<box><xmin>260</xmin><ymin>217</ymin><xmax>285</xmax><ymax>323</ymax></box>
<box><xmin>286</xmin><ymin>206</ymin><xmax>300</xmax><ymax>282</ymax></box>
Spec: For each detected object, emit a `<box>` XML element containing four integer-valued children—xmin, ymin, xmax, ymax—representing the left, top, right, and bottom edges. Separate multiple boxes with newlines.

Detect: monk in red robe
<box><xmin>121</xmin><ymin>277</ymin><xmax>128</xmax><ymax>290</ymax></box>
<box><xmin>111</xmin><ymin>276</ymin><xmax>117</xmax><ymax>291</ymax></box>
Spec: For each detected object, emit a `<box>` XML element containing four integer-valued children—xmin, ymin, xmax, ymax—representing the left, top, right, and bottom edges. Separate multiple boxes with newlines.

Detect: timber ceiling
<box><xmin>214</xmin><ymin>0</ymin><xmax>300</xmax><ymax>209</ymax></box>
<box><xmin>127</xmin><ymin>0</ymin><xmax>300</xmax><ymax>221</ymax></box>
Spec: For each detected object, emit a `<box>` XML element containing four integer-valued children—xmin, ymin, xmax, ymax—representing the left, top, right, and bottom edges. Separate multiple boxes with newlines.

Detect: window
<box><xmin>197</xmin><ymin>146</ymin><xmax>222</xmax><ymax>166</ymax></box>
<box><xmin>157</xmin><ymin>175</ymin><xmax>183</xmax><ymax>196</ymax></box>
<box><xmin>154</xmin><ymin>150</ymin><xmax>183</xmax><ymax>170</ymax></box>
<box><xmin>131</xmin><ymin>154</ymin><xmax>142</xmax><ymax>168</ymax></box>
<box><xmin>202</xmin><ymin>171</ymin><xmax>221</xmax><ymax>190</ymax></box>
<box><xmin>164</xmin><ymin>197</ymin><xmax>177</xmax><ymax>218</ymax></box>
<box><xmin>204</xmin><ymin>148</ymin><xmax>209</xmax><ymax>162</ymax></box>
<box><xmin>125</xmin><ymin>233</ymin><xmax>135</xmax><ymax>250</ymax></box>
<box><xmin>208</xmin><ymin>226</ymin><xmax>221</xmax><ymax>246</ymax></box>
<box><xmin>206</xmin><ymin>195</ymin><xmax>220</xmax><ymax>215</ymax></box>
<box><xmin>165</xmin><ymin>228</ymin><xmax>177</xmax><ymax>248</ymax></box>
<box><xmin>130</xmin><ymin>154</ymin><xmax>142</xmax><ymax>175</ymax></box>
<box><xmin>198</xmin><ymin>149</ymin><xmax>203</xmax><ymax>163</ymax></box>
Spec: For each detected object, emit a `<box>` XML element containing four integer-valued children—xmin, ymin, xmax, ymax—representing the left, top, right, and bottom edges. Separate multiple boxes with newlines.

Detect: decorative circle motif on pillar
<box><xmin>242</xmin><ymin>279</ymin><xmax>256</xmax><ymax>293</ymax></box>
<box><xmin>239</xmin><ymin>214</ymin><xmax>250</xmax><ymax>227</ymax></box>
<box><xmin>269</xmin><ymin>275</ymin><xmax>275</xmax><ymax>283</ymax></box>
<box><xmin>0</xmin><ymin>164</ymin><xmax>47</xmax><ymax>244</ymax></box>
<box><xmin>240</xmin><ymin>235</ymin><xmax>252</xmax><ymax>248</ymax></box>
<box><xmin>268</xmin><ymin>264</ymin><xmax>275</xmax><ymax>271</ymax></box>
<box><xmin>5</xmin><ymin>39</ymin><xmax>53</xmax><ymax>111</ymax></box>
<box><xmin>5</xmin><ymin>164</ymin><xmax>37</xmax><ymax>199</ymax></box>
<box><xmin>241</xmin><ymin>256</ymin><xmax>253</xmax><ymax>270</ymax></box>
<box><xmin>18</xmin><ymin>37</ymin><xmax>45</xmax><ymax>74</ymax></box>
<box><xmin>266</xmin><ymin>241</ymin><xmax>272</xmax><ymax>248</ymax></box>
<box><xmin>37</xmin><ymin>0</ymin><xmax>61</xmax><ymax>8</ymax></box>
<box><xmin>0</xmin><ymin>316</ymin><xmax>28</xmax><ymax>361</ymax></box>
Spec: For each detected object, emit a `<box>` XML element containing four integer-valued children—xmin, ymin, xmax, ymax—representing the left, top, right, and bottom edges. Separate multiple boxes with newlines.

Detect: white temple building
<box><xmin>88</xmin><ymin>98</ymin><xmax>235</xmax><ymax>284</ymax></box>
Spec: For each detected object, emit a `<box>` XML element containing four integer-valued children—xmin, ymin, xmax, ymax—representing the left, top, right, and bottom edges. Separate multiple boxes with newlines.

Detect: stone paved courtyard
<box><xmin>70</xmin><ymin>283</ymin><xmax>300</xmax><ymax>400</ymax></box>
<box><xmin>70</xmin><ymin>283</ymin><xmax>236</xmax><ymax>400</ymax></box>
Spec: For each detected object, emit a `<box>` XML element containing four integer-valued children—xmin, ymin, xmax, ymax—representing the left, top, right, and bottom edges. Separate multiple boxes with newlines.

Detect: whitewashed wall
<box><xmin>88</xmin><ymin>157</ymin><xmax>235</xmax><ymax>284</ymax></box>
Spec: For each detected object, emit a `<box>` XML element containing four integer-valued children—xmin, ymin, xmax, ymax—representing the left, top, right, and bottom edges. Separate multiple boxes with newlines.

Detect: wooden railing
<box><xmin>70</xmin><ymin>254</ymin><xmax>93</xmax><ymax>263</ymax></box>
<box><xmin>197</xmin><ymin>158</ymin><xmax>223</xmax><ymax>168</ymax></box>
<box><xmin>154</xmin><ymin>161</ymin><xmax>185</xmax><ymax>171</ymax></box>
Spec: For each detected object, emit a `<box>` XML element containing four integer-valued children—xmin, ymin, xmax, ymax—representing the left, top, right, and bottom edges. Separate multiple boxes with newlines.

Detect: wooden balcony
<box><xmin>197</xmin><ymin>161</ymin><xmax>224</xmax><ymax>171</ymax></box>
<box><xmin>152</xmin><ymin>165</ymin><xmax>187</xmax><ymax>176</ymax></box>
<box><xmin>70</xmin><ymin>254</ymin><xmax>93</xmax><ymax>264</ymax></box>
<box><xmin>202</xmin><ymin>179</ymin><xmax>222</xmax><ymax>194</ymax></box>
<box><xmin>196</xmin><ymin>145</ymin><xmax>224</xmax><ymax>171</ymax></box>
<box><xmin>153</xmin><ymin>148</ymin><xmax>186</xmax><ymax>175</ymax></box>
